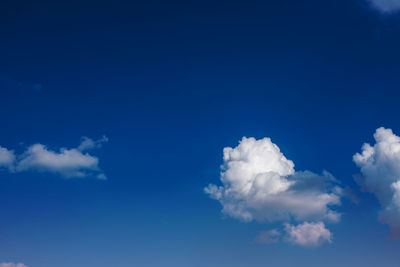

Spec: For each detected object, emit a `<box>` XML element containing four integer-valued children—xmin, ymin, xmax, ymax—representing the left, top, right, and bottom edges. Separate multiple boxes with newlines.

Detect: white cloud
<box><xmin>205</xmin><ymin>137</ymin><xmax>342</xmax><ymax>247</ymax></box>
<box><xmin>254</xmin><ymin>229</ymin><xmax>281</xmax><ymax>244</ymax></box>
<box><xmin>368</xmin><ymin>0</ymin><xmax>400</xmax><ymax>13</ymax></box>
<box><xmin>205</xmin><ymin>137</ymin><xmax>342</xmax><ymax>223</ymax></box>
<box><xmin>16</xmin><ymin>144</ymin><xmax>101</xmax><ymax>178</ymax></box>
<box><xmin>284</xmin><ymin>222</ymin><xmax>332</xmax><ymax>247</ymax></box>
<box><xmin>354</xmin><ymin>127</ymin><xmax>400</xmax><ymax>238</ymax></box>
<box><xmin>0</xmin><ymin>263</ymin><xmax>27</xmax><ymax>267</ymax></box>
<box><xmin>0</xmin><ymin>146</ymin><xmax>15</xmax><ymax>170</ymax></box>
<box><xmin>0</xmin><ymin>136</ymin><xmax>107</xmax><ymax>179</ymax></box>
<box><xmin>78</xmin><ymin>135</ymin><xmax>108</xmax><ymax>151</ymax></box>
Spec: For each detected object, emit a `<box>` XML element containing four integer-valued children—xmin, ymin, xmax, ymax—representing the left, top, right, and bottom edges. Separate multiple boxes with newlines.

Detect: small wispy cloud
<box><xmin>0</xmin><ymin>136</ymin><xmax>107</xmax><ymax>179</ymax></box>
<box><xmin>254</xmin><ymin>229</ymin><xmax>281</xmax><ymax>244</ymax></box>
<box><xmin>367</xmin><ymin>0</ymin><xmax>400</xmax><ymax>13</ymax></box>
<box><xmin>78</xmin><ymin>135</ymin><xmax>108</xmax><ymax>151</ymax></box>
<box><xmin>0</xmin><ymin>263</ymin><xmax>27</xmax><ymax>267</ymax></box>
<box><xmin>284</xmin><ymin>222</ymin><xmax>332</xmax><ymax>248</ymax></box>
<box><xmin>257</xmin><ymin>222</ymin><xmax>332</xmax><ymax>248</ymax></box>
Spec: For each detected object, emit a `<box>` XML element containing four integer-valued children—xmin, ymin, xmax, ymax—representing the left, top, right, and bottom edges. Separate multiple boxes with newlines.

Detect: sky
<box><xmin>1</xmin><ymin>0</ymin><xmax>400</xmax><ymax>266</ymax></box>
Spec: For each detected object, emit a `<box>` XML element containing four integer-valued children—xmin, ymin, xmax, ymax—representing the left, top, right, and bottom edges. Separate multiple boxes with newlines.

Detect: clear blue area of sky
<box><xmin>1</xmin><ymin>0</ymin><xmax>400</xmax><ymax>266</ymax></box>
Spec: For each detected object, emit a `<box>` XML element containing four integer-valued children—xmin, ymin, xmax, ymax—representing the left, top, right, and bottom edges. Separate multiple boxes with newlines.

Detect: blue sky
<box><xmin>1</xmin><ymin>0</ymin><xmax>400</xmax><ymax>266</ymax></box>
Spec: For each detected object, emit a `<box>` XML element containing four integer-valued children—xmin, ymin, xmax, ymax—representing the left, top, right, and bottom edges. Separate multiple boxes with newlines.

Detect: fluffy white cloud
<box><xmin>205</xmin><ymin>137</ymin><xmax>342</xmax><ymax>223</ymax></box>
<box><xmin>16</xmin><ymin>144</ymin><xmax>100</xmax><ymax>178</ymax></box>
<box><xmin>205</xmin><ymin>137</ymin><xmax>342</xmax><ymax>247</ymax></box>
<box><xmin>0</xmin><ymin>136</ymin><xmax>107</xmax><ymax>179</ymax></box>
<box><xmin>0</xmin><ymin>146</ymin><xmax>15</xmax><ymax>170</ymax></box>
<box><xmin>284</xmin><ymin>222</ymin><xmax>332</xmax><ymax>247</ymax></box>
<box><xmin>368</xmin><ymin>0</ymin><xmax>400</xmax><ymax>13</ymax></box>
<box><xmin>0</xmin><ymin>263</ymin><xmax>27</xmax><ymax>267</ymax></box>
<box><xmin>354</xmin><ymin>127</ymin><xmax>400</xmax><ymax>238</ymax></box>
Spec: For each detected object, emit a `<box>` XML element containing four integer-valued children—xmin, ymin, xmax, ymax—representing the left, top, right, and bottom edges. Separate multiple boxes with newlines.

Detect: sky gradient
<box><xmin>1</xmin><ymin>0</ymin><xmax>400</xmax><ymax>266</ymax></box>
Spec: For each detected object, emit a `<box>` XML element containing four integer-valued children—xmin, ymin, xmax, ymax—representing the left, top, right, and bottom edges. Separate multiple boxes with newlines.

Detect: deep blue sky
<box><xmin>1</xmin><ymin>0</ymin><xmax>400</xmax><ymax>266</ymax></box>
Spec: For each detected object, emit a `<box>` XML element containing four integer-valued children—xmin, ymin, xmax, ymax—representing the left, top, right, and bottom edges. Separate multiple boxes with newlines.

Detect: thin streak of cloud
<box><xmin>368</xmin><ymin>0</ymin><xmax>400</xmax><ymax>13</ymax></box>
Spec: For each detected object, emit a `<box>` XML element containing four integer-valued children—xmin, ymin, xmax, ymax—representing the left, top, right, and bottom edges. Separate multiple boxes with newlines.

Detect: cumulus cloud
<box><xmin>0</xmin><ymin>263</ymin><xmax>27</xmax><ymax>267</ymax></box>
<box><xmin>284</xmin><ymin>222</ymin><xmax>332</xmax><ymax>247</ymax></box>
<box><xmin>0</xmin><ymin>136</ymin><xmax>107</xmax><ymax>179</ymax></box>
<box><xmin>205</xmin><ymin>137</ymin><xmax>342</xmax><ymax>247</ymax></box>
<box><xmin>354</xmin><ymin>127</ymin><xmax>400</xmax><ymax>238</ymax></box>
<box><xmin>205</xmin><ymin>137</ymin><xmax>342</xmax><ymax>223</ymax></box>
<box><xmin>368</xmin><ymin>0</ymin><xmax>400</xmax><ymax>13</ymax></box>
